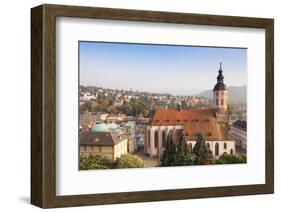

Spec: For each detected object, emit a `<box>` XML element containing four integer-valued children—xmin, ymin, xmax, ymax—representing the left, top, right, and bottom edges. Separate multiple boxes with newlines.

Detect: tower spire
<box><xmin>213</xmin><ymin>62</ymin><xmax>228</xmax><ymax>113</ymax></box>
<box><xmin>217</xmin><ymin>62</ymin><xmax>224</xmax><ymax>83</ymax></box>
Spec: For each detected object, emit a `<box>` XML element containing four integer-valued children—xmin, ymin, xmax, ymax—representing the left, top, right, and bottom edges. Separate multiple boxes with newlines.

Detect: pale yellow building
<box><xmin>79</xmin><ymin>123</ymin><xmax>127</xmax><ymax>161</ymax></box>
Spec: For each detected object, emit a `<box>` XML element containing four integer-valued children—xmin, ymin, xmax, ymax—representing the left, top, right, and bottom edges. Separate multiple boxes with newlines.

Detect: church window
<box><xmin>215</xmin><ymin>143</ymin><xmax>219</xmax><ymax>156</ymax></box>
<box><xmin>154</xmin><ymin>130</ymin><xmax>158</xmax><ymax>148</ymax></box>
<box><xmin>206</xmin><ymin>143</ymin><xmax>210</xmax><ymax>148</ymax></box>
<box><xmin>230</xmin><ymin>149</ymin><xmax>234</xmax><ymax>155</ymax></box>
<box><xmin>162</xmin><ymin>130</ymin><xmax>166</xmax><ymax>148</ymax></box>
<box><xmin>224</xmin><ymin>142</ymin><xmax>227</xmax><ymax>149</ymax></box>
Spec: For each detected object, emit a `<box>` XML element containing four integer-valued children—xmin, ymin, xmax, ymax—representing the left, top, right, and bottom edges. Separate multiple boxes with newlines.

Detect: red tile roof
<box><xmin>151</xmin><ymin>108</ymin><xmax>232</xmax><ymax>141</ymax></box>
<box><xmin>151</xmin><ymin>108</ymin><xmax>216</xmax><ymax>126</ymax></box>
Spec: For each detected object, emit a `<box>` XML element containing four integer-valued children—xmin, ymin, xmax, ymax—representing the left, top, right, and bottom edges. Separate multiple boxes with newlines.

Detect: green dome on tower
<box><xmin>91</xmin><ymin>123</ymin><xmax>109</xmax><ymax>132</ymax></box>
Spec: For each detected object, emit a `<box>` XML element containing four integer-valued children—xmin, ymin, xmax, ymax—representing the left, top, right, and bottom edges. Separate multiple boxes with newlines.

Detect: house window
<box><xmin>216</xmin><ymin>92</ymin><xmax>218</xmax><ymax>97</ymax></box>
<box><xmin>162</xmin><ymin>130</ymin><xmax>166</xmax><ymax>148</ymax></box>
<box><xmin>215</xmin><ymin>143</ymin><xmax>219</xmax><ymax>156</ymax></box>
<box><xmin>147</xmin><ymin>130</ymin><xmax>150</xmax><ymax>147</ymax></box>
<box><xmin>216</xmin><ymin>99</ymin><xmax>219</xmax><ymax>106</ymax></box>
<box><xmin>224</xmin><ymin>142</ymin><xmax>227</xmax><ymax>149</ymax></box>
<box><xmin>206</xmin><ymin>143</ymin><xmax>210</xmax><ymax>149</ymax></box>
<box><xmin>221</xmin><ymin>99</ymin><xmax>224</xmax><ymax>106</ymax></box>
<box><xmin>154</xmin><ymin>130</ymin><xmax>158</xmax><ymax>148</ymax></box>
<box><xmin>230</xmin><ymin>148</ymin><xmax>234</xmax><ymax>155</ymax></box>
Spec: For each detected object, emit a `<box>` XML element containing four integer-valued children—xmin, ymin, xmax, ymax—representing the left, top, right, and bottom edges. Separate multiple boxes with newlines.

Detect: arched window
<box><xmin>147</xmin><ymin>130</ymin><xmax>150</xmax><ymax>147</ymax></box>
<box><xmin>230</xmin><ymin>148</ymin><xmax>233</xmax><ymax>155</ymax></box>
<box><xmin>154</xmin><ymin>130</ymin><xmax>158</xmax><ymax>148</ymax></box>
<box><xmin>215</xmin><ymin>143</ymin><xmax>219</xmax><ymax>156</ymax></box>
<box><xmin>206</xmin><ymin>143</ymin><xmax>210</xmax><ymax>149</ymax></box>
<box><xmin>224</xmin><ymin>142</ymin><xmax>227</xmax><ymax>149</ymax></box>
<box><xmin>221</xmin><ymin>99</ymin><xmax>224</xmax><ymax>106</ymax></box>
<box><xmin>162</xmin><ymin>130</ymin><xmax>166</xmax><ymax>148</ymax></box>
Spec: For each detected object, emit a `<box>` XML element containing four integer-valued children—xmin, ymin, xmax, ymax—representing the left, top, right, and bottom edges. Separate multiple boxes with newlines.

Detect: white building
<box><xmin>230</xmin><ymin>120</ymin><xmax>247</xmax><ymax>150</ymax></box>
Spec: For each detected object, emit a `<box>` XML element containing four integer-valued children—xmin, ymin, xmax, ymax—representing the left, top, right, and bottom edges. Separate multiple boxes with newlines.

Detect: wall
<box><xmin>0</xmin><ymin>0</ymin><xmax>279</xmax><ymax>212</ymax></box>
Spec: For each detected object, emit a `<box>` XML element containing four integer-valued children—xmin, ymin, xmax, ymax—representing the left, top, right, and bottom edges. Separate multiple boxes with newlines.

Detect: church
<box><xmin>144</xmin><ymin>63</ymin><xmax>235</xmax><ymax>158</ymax></box>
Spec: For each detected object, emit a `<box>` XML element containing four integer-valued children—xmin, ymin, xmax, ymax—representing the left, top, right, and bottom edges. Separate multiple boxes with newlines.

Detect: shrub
<box><xmin>114</xmin><ymin>154</ymin><xmax>144</xmax><ymax>168</ymax></box>
<box><xmin>79</xmin><ymin>154</ymin><xmax>113</xmax><ymax>170</ymax></box>
<box><xmin>216</xmin><ymin>153</ymin><xmax>246</xmax><ymax>164</ymax></box>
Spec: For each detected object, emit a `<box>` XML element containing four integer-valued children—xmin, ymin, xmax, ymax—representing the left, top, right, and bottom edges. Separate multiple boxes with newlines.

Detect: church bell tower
<box><xmin>213</xmin><ymin>63</ymin><xmax>228</xmax><ymax>113</ymax></box>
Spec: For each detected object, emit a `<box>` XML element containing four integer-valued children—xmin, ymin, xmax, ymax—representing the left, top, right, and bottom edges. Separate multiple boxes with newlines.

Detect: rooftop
<box><xmin>151</xmin><ymin>108</ymin><xmax>217</xmax><ymax>126</ymax></box>
<box><xmin>79</xmin><ymin>131</ymin><xmax>126</xmax><ymax>146</ymax></box>
<box><xmin>151</xmin><ymin>108</ymin><xmax>232</xmax><ymax>141</ymax></box>
<box><xmin>232</xmin><ymin>120</ymin><xmax>247</xmax><ymax>131</ymax></box>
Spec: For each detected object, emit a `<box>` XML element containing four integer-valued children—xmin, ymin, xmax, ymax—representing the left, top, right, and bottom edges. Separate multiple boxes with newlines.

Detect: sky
<box><xmin>79</xmin><ymin>41</ymin><xmax>247</xmax><ymax>95</ymax></box>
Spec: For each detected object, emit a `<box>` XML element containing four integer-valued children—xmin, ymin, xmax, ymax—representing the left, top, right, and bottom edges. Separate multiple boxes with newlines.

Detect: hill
<box><xmin>197</xmin><ymin>85</ymin><xmax>247</xmax><ymax>104</ymax></box>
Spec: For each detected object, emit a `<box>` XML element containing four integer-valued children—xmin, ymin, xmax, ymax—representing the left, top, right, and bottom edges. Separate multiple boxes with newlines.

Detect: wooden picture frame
<box><xmin>31</xmin><ymin>4</ymin><xmax>274</xmax><ymax>208</ymax></box>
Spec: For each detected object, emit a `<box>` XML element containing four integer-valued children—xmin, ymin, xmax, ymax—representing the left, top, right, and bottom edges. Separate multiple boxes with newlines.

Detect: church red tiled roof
<box><xmin>151</xmin><ymin>108</ymin><xmax>216</xmax><ymax>126</ymax></box>
<box><xmin>151</xmin><ymin>108</ymin><xmax>232</xmax><ymax>141</ymax></box>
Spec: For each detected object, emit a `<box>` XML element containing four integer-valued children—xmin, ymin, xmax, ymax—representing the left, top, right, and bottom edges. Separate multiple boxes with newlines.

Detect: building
<box><xmin>230</xmin><ymin>120</ymin><xmax>247</xmax><ymax>150</ymax></box>
<box><xmin>144</xmin><ymin>63</ymin><xmax>235</xmax><ymax>158</ymax></box>
<box><xmin>92</xmin><ymin>113</ymin><xmax>109</xmax><ymax>122</ymax></box>
<box><xmin>106</xmin><ymin>114</ymin><xmax>126</xmax><ymax>123</ymax></box>
<box><xmin>124</xmin><ymin>121</ymin><xmax>137</xmax><ymax>153</ymax></box>
<box><xmin>79</xmin><ymin>110</ymin><xmax>95</xmax><ymax>128</ymax></box>
<box><xmin>79</xmin><ymin>123</ymin><xmax>127</xmax><ymax>161</ymax></box>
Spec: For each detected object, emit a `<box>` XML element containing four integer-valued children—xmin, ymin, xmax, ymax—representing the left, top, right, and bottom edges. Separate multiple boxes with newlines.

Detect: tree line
<box><xmin>160</xmin><ymin>132</ymin><xmax>246</xmax><ymax>166</ymax></box>
<box><xmin>80</xmin><ymin>154</ymin><xmax>145</xmax><ymax>170</ymax></box>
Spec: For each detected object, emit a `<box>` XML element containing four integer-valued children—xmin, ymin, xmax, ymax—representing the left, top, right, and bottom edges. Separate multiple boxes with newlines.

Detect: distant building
<box><xmin>80</xmin><ymin>110</ymin><xmax>95</xmax><ymax>128</ymax></box>
<box><xmin>186</xmin><ymin>96</ymin><xmax>208</xmax><ymax>106</ymax></box>
<box><xmin>124</xmin><ymin>121</ymin><xmax>137</xmax><ymax>153</ymax></box>
<box><xmin>79</xmin><ymin>123</ymin><xmax>127</xmax><ymax>161</ymax></box>
<box><xmin>229</xmin><ymin>114</ymin><xmax>239</xmax><ymax>125</ymax></box>
<box><xmin>92</xmin><ymin>113</ymin><xmax>109</xmax><ymax>122</ymax></box>
<box><xmin>145</xmin><ymin>63</ymin><xmax>235</xmax><ymax>158</ymax></box>
<box><xmin>230</xmin><ymin>120</ymin><xmax>247</xmax><ymax>150</ymax></box>
<box><xmin>80</xmin><ymin>92</ymin><xmax>96</xmax><ymax>101</ymax></box>
<box><xmin>106</xmin><ymin>114</ymin><xmax>126</xmax><ymax>123</ymax></box>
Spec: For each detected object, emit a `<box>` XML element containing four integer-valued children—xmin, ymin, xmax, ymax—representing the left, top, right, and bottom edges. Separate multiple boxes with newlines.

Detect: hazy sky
<box><xmin>79</xmin><ymin>41</ymin><xmax>247</xmax><ymax>95</ymax></box>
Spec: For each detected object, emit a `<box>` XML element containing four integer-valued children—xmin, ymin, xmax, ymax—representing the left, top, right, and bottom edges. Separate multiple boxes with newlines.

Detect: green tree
<box><xmin>160</xmin><ymin>131</ymin><xmax>177</xmax><ymax>166</ymax></box>
<box><xmin>183</xmin><ymin>140</ymin><xmax>193</xmax><ymax>165</ymax></box>
<box><xmin>80</xmin><ymin>101</ymin><xmax>92</xmax><ymax>114</ymax></box>
<box><xmin>181</xmin><ymin>100</ymin><xmax>188</xmax><ymax>109</ymax></box>
<box><xmin>175</xmin><ymin>134</ymin><xmax>192</xmax><ymax>166</ymax></box>
<box><xmin>114</xmin><ymin>154</ymin><xmax>144</xmax><ymax>168</ymax></box>
<box><xmin>227</xmin><ymin>103</ymin><xmax>234</xmax><ymax>114</ymax></box>
<box><xmin>193</xmin><ymin>133</ymin><xmax>213</xmax><ymax>165</ymax></box>
<box><xmin>79</xmin><ymin>154</ymin><xmax>113</xmax><ymax>170</ymax></box>
<box><xmin>107</xmin><ymin>105</ymin><xmax>116</xmax><ymax>114</ymax></box>
<box><xmin>216</xmin><ymin>153</ymin><xmax>246</xmax><ymax>164</ymax></box>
